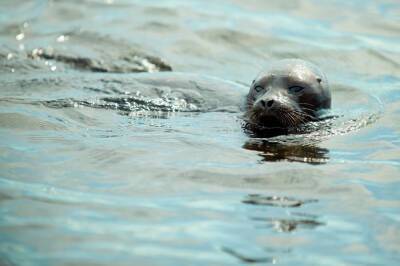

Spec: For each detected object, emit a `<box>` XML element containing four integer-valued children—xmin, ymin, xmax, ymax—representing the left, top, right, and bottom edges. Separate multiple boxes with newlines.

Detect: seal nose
<box><xmin>259</xmin><ymin>99</ymin><xmax>274</xmax><ymax>109</ymax></box>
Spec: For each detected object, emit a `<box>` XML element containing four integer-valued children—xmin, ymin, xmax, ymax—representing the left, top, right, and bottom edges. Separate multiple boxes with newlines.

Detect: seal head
<box><xmin>244</xmin><ymin>59</ymin><xmax>331</xmax><ymax>136</ymax></box>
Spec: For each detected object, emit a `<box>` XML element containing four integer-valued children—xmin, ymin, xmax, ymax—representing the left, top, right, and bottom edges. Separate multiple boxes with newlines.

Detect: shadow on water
<box><xmin>243</xmin><ymin>139</ymin><xmax>329</xmax><ymax>165</ymax></box>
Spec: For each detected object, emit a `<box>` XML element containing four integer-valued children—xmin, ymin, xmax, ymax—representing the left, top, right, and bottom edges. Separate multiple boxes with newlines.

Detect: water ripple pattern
<box><xmin>0</xmin><ymin>0</ymin><xmax>399</xmax><ymax>266</ymax></box>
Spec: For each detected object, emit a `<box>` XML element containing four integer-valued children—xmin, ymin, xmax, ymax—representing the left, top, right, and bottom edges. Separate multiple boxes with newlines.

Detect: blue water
<box><xmin>1</xmin><ymin>0</ymin><xmax>400</xmax><ymax>265</ymax></box>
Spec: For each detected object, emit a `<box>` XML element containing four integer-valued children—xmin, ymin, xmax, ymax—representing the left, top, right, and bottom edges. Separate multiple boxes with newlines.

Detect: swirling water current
<box><xmin>0</xmin><ymin>1</ymin><xmax>399</xmax><ymax>265</ymax></box>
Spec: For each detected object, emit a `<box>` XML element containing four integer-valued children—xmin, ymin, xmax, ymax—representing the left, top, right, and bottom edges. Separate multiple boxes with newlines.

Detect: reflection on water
<box><xmin>221</xmin><ymin>247</ymin><xmax>275</xmax><ymax>264</ymax></box>
<box><xmin>242</xmin><ymin>194</ymin><xmax>318</xmax><ymax>208</ymax></box>
<box><xmin>243</xmin><ymin>139</ymin><xmax>329</xmax><ymax>164</ymax></box>
<box><xmin>221</xmin><ymin>194</ymin><xmax>324</xmax><ymax>263</ymax></box>
<box><xmin>243</xmin><ymin>194</ymin><xmax>323</xmax><ymax>233</ymax></box>
<box><xmin>251</xmin><ymin>215</ymin><xmax>325</xmax><ymax>233</ymax></box>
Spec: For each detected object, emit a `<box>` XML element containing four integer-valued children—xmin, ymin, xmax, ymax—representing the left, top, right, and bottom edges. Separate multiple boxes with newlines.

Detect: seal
<box><xmin>244</xmin><ymin>59</ymin><xmax>331</xmax><ymax>136</ymax></box>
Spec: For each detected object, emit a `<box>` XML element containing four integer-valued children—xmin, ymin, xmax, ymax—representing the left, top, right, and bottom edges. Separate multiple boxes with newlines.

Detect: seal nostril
<box><xmin>260</xmin><ymin>100</ymin><xmax>266</xmax><ymax>107</ymax></box>
<box><xmin>266</xmin><ymin>100</ymin><xmax>274</xmax><ymax>108</ymax></box>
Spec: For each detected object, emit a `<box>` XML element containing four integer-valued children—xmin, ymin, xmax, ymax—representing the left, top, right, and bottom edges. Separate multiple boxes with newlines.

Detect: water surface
<box><xmin>1</xmin><ymin>0</ymin><xmax>400</xmax><ymax>265</ymax></box>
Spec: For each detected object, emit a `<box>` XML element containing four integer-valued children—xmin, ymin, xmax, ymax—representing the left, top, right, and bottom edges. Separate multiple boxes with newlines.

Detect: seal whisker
<box><xmin>293</xmin><ymin>109</ymin><xmax>314</xmax><ymax>119</ymax></box>
<box><xmin>292</xmin><ymin>112</ymin><xmax>310</xmax><ymax>125</ymax></box>
<box><xmin>299</xmin><ymin>107</ymin><xmax>317</xmax><ymax>114</ymax></box>
<box><xmin>299</xmin><ymin>102</ymin><xmax>315</xmax><ymax>108</ymax></box>
<box><xmin>290</xmin><ymin>112</ymin><xmax>303</xmax><ymax>126</ymax></box>
<box><xmin>290</xmin><ymin>110</ymin><xmax>310</xmax><ymax>126</ymax></box>
<box><xmin>281</xmin><ymin>112</ymin><xmax>292</xmax><ymax>127</ymax></box>
<box><xmin>283</xmin><ymin>111</ymin><xmax>298</xmax><ymax>127</ymax></box>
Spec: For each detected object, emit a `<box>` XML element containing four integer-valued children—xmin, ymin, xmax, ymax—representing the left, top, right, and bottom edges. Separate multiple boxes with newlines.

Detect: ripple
<box><xmin>251</xmin><ymin>217</ymin><xmax>325</xmax><ymax>232</ymax></box>
<box><xmin>242</xmin><ymin>194</ymin><xmax>318</xmax><ymax>208</ymax></box>
<box><xmin>0</xmin><ymin>72</ymin><xmax>246</xmax><ymax>114</ymax></box>
<box><xmin>1</xmin><ymin>30</ymin><xmax>173</xmax><ymax>74</ymax></box>
<box><xmin>245</xmin><ymin>85</ymin><xmax>383</xmax><ymax>148</ymax></box>
<box><xmin>221</xmin><ymin>247</ymin><xmax>274</xmax><ymax>264</ymax></box>
<box><xmin>29</xmin><ymin>45</ymin><xmax>172</xmax><ymax>73</ymax></box>
<box><xmin>37</xmin><ymin>95</ymin><xmax>200</xmax><ymax>113</ymax></box>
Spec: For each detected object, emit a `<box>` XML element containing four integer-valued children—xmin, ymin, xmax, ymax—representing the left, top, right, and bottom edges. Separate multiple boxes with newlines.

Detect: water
<box><xmin>1</xmin><ymin>0</ymin><xmax>399</xmax><ymax>265</ymax></box>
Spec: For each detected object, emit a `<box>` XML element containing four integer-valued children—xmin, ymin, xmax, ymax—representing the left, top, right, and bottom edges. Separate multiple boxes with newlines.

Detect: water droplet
<box><xmin>31</xmin><ymin>48</ymin><xmax>43</xmax><ymax>58</ymax></box>
<box><xmin>56</xmin><ymin>35</ymin><xmax>69</xmax><ymax>42</ymax></box>
<box><xmin>7</xmin><ymin>53</ymin><xmax>13</xmax><ymax>60</ymax></box>
<box><xmin>18</xmin><ymin>43</ymin><xmax>25</xmax><ymax>50</ymax></box>
<box><xmin>51</xmin><ymin>65</ymin><xmax>57</xmax><ymax>71</ymax></box>
<box><xmin>11</xmin><ymin>68</ymin><xmax>15</xmax><ymax>73</ymax></box>
<box><xmin>16</xmin><ymin>33</ymin><xmax>24</xmax><ymax>41</ymax></box>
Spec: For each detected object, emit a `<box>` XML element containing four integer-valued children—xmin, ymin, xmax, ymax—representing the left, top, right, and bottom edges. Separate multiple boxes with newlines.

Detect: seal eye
<box><xmin>254</xmin><ymin>86</ymin><xmax>265</xmax><ymax>92</ymax></box>
<box><xmin>289</xmin><ymin>86</ymin><xmax>304</xmax><ymax>93</ymax></box>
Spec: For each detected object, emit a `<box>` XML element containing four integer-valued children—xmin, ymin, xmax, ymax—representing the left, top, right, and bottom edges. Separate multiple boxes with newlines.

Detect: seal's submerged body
<box><xmin>244</xmin><ymin>59</ymin><xmax>331</xmax><ymax>136</ymax></box>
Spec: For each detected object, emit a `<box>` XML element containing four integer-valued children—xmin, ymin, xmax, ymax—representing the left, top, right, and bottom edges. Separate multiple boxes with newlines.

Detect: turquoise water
<box><xmin>1</xmin><ymin>0</ymin><xmax>400</xmax><ymax>265</ymax></box>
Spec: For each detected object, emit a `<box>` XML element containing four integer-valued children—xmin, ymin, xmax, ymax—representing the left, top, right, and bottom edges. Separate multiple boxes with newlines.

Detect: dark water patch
<box><xmin>242</xmin><ymin>194</ymin><xmax>318</xmax><ymax>208</ymax></box>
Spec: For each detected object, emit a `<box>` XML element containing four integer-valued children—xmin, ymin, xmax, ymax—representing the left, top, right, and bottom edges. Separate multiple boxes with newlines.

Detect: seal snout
<box><xmin>256</xmin><ymin>96</ymin><xmax>278</xmax><ymax>113</ymax></box>
<box><xmin>259</xmin><ymin>99</ymin><xmax>275</xmax><ymax>108</ymax></box>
